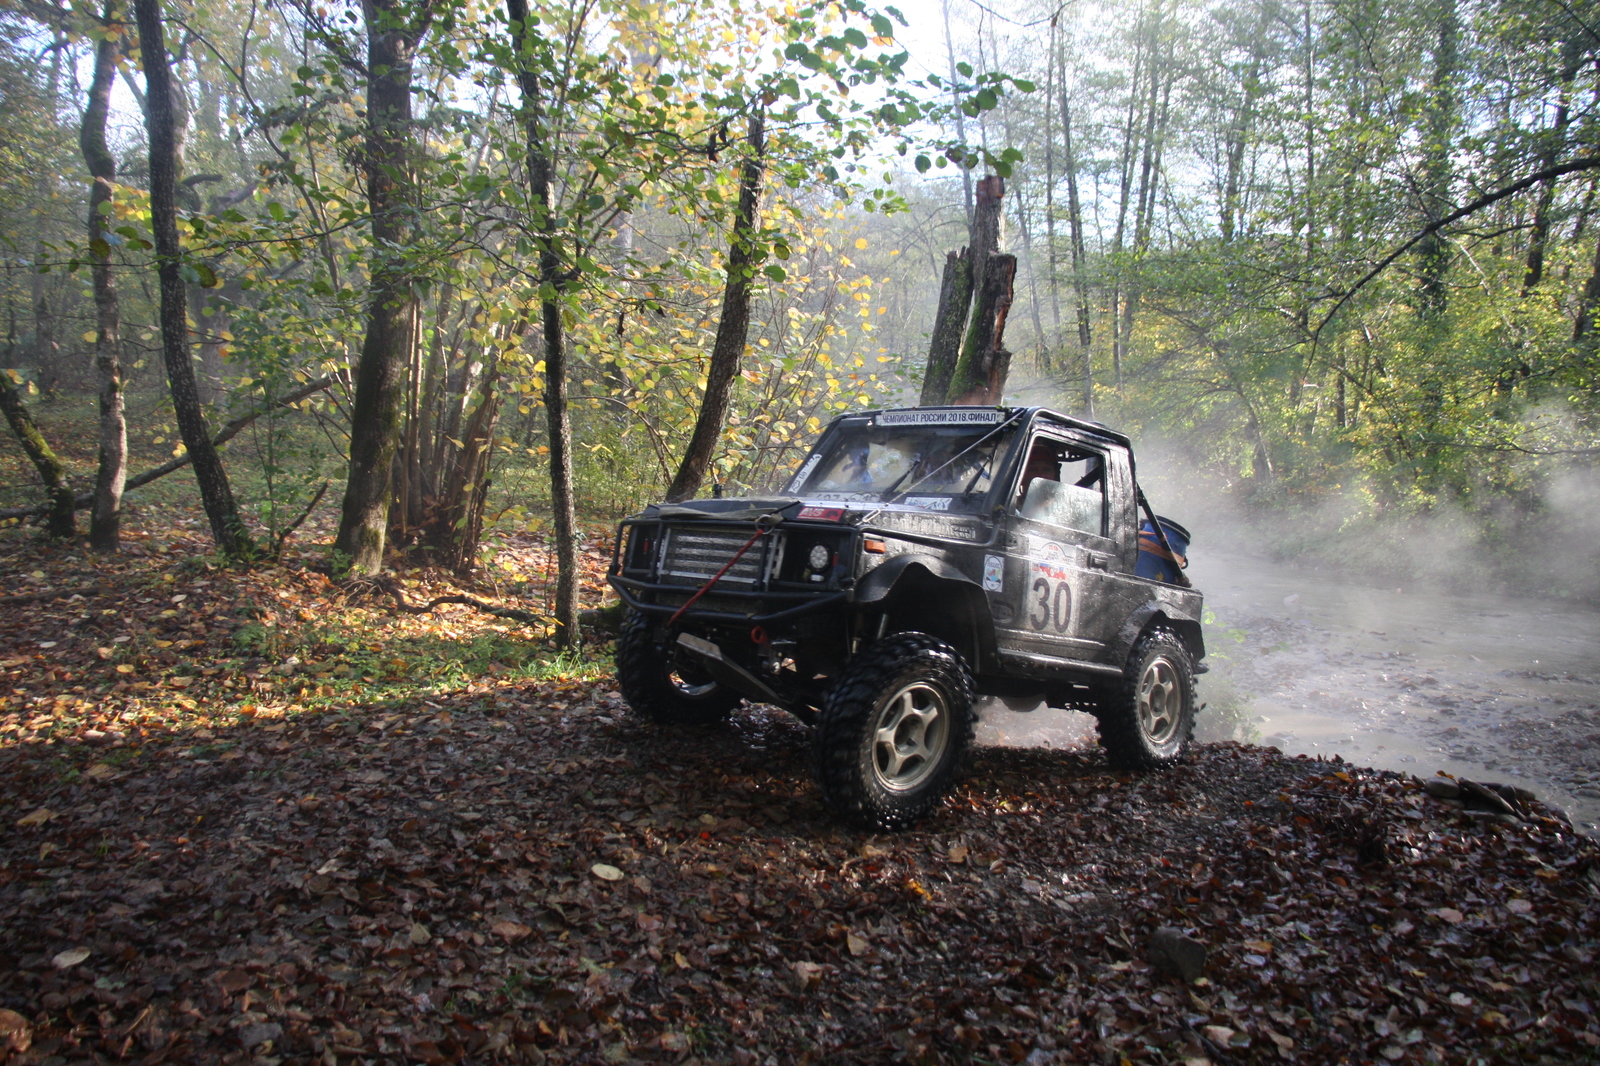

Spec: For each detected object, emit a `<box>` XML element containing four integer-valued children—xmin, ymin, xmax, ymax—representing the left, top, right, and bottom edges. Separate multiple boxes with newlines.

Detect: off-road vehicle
<box><xmin>608</xmin><ymin>405</ymin><xmax>1204</xmax><ymax>829</ymax></box>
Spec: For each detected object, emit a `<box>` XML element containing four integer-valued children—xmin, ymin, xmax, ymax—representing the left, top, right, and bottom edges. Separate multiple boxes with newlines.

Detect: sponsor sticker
<box><xmin>983</xmin><ymin>555</ymin><xmax>1004</xmax><ymax>592</ymax></box>
<box><xmin>877</xmin><ymin>408</ymin><xmax>1006</xmax><ymax>426</ymax></box>
<box><xmin>903</xmin><ymin>496</ymin><xmax>952</xmax><ymax>511</ymax></box>
<box><xmin>1028</xmin><ymin>539</ymin><xmax>1072</xmax><ymax>581</ymax></box>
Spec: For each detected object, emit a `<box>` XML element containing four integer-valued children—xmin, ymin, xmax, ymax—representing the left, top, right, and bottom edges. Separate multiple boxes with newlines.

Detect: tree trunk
<box><xmin>1058</xmin><ymin>58</ymin><xmax>1094</xmax><ymax>417</ymax></box>
<box><xmin>1521</xmin><ymin>38</ymin><xmax>1581</xmax><ymax>296</ymax></box>
<box><xmin>940</xmin><ymin>0</ymin><xmax>974</xmax><ymax>225</ymax></box>
<box><xmin>333</xmin><ymin>0</ymin><xmax>430</xmax><ymax>575</ymax></box>
<box><xmin>1042</xmin><ymin>17</ymin><xmax>1061</xmax><ymax>363</ymax></box>
<box><xmin>133</xmin><ymin>0</ymin><xmax>252</xmax><ymax>558</ymax></box>
<box><xmin>1119</xmin><ymin>27</ymin><xmax>1172</xmax><ymax>375</ymax></box>
<box><xmin>82</xmin><ymin>3</ymin><xmax>126</xmax><ymax>552</ymax></box>
<box><xmin>1572</xmin><ymin>230</ymin><xmax>1600</xmax><ymax>348</ymax></box>
<box><xmin>1108</xmin><ymin>5</ymin><xmax>1152</xmax><ymax>393</ymax></box>
<box><xmin>947</xmin><ymin>176</ymin><xmax>1014</xmax><ymax>404</ymax></box>
<box><xmin>947</xmin><ymin>254</ymin><xmax>1017</xmax><ymax>405</ymax></box>
<box><xmin>920</xmin><ymin>249</ymin><xmax>971</xmax><ymax>405</ymax></box>
<box><xmin>508</xmin><ymin>0</ymin><xmax>580</xmax><ymax>649</ymax></box>
<box><xmin>666</xmin><ymin>108</ymin><xmax>766</xmax><ymax>503</ymax></box>
<box><xmin>1415</xmin><ymin>0</ymin><xmax>1458</xmax><ymax>319</ymax></box>
<box><xmin>967</xmin><ymin>174</ymin><xmax>1004</xmax><ymax>304</ymax></box>
<box><xmin>0</xmin><ymin>371</ymin><xmax>75</xmax><ymax>537</ymax></box>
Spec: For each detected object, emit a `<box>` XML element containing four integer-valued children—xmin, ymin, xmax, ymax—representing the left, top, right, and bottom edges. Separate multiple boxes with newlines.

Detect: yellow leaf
<box><xmin>115</xmin><ymin>663</ymin><xmax>135</xmax><ymax>674</ymax></box>
<box><xmin>854</xmin><ymin>238</ymin><xmax>868</xmax><ymax>249</ymax></box>
<box><xmin>16</xmin><ymin>807</ymin><xmax>54</xmax><ymax>827</ymax></box>
<box><xmin>591</xmin><ymin>863</ymin><xmax>624</xmax><ymax>882</ymax></box>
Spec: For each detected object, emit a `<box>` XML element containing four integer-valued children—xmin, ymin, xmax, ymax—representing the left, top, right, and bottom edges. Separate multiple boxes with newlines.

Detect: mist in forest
<box><xmin>2</xmin><ymin>0</ymin><xmax>1597</xmax><ymax>603</ymax></box>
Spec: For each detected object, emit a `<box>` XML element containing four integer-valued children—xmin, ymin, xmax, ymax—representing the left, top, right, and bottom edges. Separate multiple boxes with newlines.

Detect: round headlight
<box><xmin>809</xmin><ymin>544</ymin><xmax>830</xmax><ymax>570</ymax></box>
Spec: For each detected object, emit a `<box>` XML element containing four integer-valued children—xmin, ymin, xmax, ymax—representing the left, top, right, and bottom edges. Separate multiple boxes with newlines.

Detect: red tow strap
<box><xmin>667</xmin><ymin>524</ymin><xmax>773</xmax><ymax>628</ymax></box>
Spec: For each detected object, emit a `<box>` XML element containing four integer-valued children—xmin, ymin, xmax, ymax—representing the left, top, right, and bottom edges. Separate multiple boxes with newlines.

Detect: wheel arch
<box><xmin>856</xmin><ymin>555</ymin><xmax>998</xmax><ymax>673</ymax></box>
<box><xmin>1110</xmin><ymin>602</ymin><xmax>1205</xmax><ymax>670</ymax></box>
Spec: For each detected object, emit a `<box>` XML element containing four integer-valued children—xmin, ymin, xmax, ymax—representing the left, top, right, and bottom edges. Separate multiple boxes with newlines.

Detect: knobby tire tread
<box><xmin>615</xmin><ymin>612</ymin><xmax>740</xmax><ymax>727</ymax></box>
<box><xmin>1097</xmin><ymin>626</ymin><xmax>1197</xmax><ymax>771</ymax></box>
<box><xmin>815</xmin><ymin>632</ymin><xmax>975</xmax><ymax>831</ymax></box>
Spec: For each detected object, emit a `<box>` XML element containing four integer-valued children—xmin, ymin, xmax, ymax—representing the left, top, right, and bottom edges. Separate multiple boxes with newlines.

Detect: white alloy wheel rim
<box><xmin>1137</xmin><ymin>657</ymin><xmax>1181</xmax><ymax>745</ymax></box>
<box><xmin>871</xmin><ymin>682</ymin><xmax>949</xmax><ymax>792</ymax></box>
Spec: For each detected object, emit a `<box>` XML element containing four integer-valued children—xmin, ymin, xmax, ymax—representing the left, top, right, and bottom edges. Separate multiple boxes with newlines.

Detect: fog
<box><xmin>974</xmin><ymin>430</ymin><xmax>1600</xmax><ymax>838</ymax></box>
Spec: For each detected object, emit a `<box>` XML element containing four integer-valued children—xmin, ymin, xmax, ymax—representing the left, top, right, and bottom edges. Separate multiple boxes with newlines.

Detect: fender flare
<box><xmin>1109</xmin><ymin>601</ymin><xmax>1206</xmax><ymax>668</ymax></box>
<box><xmin>855</xmin><ymin>555</ymin><xmax>999</xmax><ymax>672</ymax></box>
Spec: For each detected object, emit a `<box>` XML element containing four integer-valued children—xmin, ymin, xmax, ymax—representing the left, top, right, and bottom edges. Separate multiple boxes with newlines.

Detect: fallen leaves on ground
<box><xmin>1</xmin><ymin>524</ymin><xmax>1598</xmax><ymax>1065</ymax></box>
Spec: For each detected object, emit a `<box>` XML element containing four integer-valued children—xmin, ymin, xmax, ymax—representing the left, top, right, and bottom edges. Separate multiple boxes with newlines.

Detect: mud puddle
<box><xmin>971</xmin><ymin>551</ymin><xmax>1600</xmax><ymax>835</ymax></box>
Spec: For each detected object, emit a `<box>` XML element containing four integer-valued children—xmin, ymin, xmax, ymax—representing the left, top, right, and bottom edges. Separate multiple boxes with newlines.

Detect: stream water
<box><xmin>973</xmin><ymin>551</ymin><xmax>1600</xmax><ymax>835</ymax></box>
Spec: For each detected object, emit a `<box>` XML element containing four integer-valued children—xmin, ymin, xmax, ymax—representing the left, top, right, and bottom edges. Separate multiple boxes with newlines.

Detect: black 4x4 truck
<box><xmin>607</xmin><ymin>406</ymin><xmax>1205</xmax><ymax>830</ymax></box>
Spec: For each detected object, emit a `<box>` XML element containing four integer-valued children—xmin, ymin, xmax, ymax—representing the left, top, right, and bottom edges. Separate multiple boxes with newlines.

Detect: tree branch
<box><xmin>1315</xmin><ymin>156</ymin><xmax>1600</xmax><ymax>336</ymax></box>
<box><xmin>0</xmin><ymin>372</ymin><xmax>345</xmax><ymax>523</ymax></box>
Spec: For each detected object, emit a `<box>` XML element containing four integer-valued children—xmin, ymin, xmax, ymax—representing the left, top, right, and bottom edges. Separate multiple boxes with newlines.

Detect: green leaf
<box><xmin>196</xmin><ymin>263</ymin><xmax>219</xmax><ymax>288</ymax></box>
<box><xmin>914</xmin><ymin>154</ymin><xmax>931</xmax><ymax>173</ymax></box>
<box><xmin>871</xmin><ymin>13</ymin><xmax>893</xmax><ymax>37</ymax></box>
<box><xmin>267</xmin><ymin>201</ymin><xmax>287</xmax><ymax>222</ymax></box>
<box><xmin>89</xmin><ymin>238</ymin><xmax>111</xmax><ymax>259</ymax></box>
<box><xmin>763</xmin><ymin>264</ymin><xmax>787</xmax><ymax>282</ymax></box>
<box><xmin>96</xmin><ymin>200</ymin><xmax>114</xmax><ymax>216</ymax></box>
<box><xmin>1012</xmin><ymin>78</ymin><xmax>1036</xmax><ymax>93</ymax></box>
<box><xmin>956</xmin><ymin>61</ymin><xmax>973</xmax><ymax>78</ymax></box>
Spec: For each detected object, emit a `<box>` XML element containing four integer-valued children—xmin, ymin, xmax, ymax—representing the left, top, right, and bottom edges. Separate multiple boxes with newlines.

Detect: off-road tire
<box><xmin>615</xmin><ymin>612</ymin><xmax>742</xmax><ymax>726</ymax></box>
<box><xmin>815</xmin><ymin>632</ymin><xmax>975</xmax><ymax>830</ymax></box>
<box><xmin>1097</xmin><ymin>626</ymin><xmax>1197</xmax><ymax>770</ymax></box>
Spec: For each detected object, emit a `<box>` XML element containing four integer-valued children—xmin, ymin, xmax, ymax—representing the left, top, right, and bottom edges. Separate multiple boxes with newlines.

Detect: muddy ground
<box><xmin>1198</xmin><ymin>552</ymin><xmax>1600</xmax><ymax>835</ymax></box>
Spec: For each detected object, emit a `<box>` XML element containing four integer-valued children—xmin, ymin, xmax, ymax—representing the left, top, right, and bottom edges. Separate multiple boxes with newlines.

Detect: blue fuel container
<box><xmin>1135</xmin><ymin>516</ymin><xmax>1191</xmax><ymax>583</ymax></box>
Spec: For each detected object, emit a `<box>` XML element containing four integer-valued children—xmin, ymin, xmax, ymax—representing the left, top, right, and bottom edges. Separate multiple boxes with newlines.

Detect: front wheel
<box><xmin>815</xmin><ymin>633</ymin><xmax>974</xmax><ymax>830</ymax></box>
<box><xmin>615</xmin><ymin>611</ymin><xmax>742</xmax><ymax>726</ymax></box>
<box><xmin>1096</xmin><ymin>626</ymin><xmax>1197</xmax><ymax>770</ymax></box>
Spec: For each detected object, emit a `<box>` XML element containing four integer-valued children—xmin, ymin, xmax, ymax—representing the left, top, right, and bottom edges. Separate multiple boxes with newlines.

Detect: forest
<box><xmin>2</xmin><ymin>4</ymin><xmax>1600</xmax><ymax>1062</ymax></box>
<box><xmin>2</xmin><ymin>0</ymin><xmax>1598</xmax><ymax>608</ymax></box>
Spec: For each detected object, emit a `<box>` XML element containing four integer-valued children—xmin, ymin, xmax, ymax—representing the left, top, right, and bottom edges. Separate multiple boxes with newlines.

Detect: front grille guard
<box><xmin>608</xmin><ymin>517</ymin><xmax>851</xmax><ymax>626</ymax></box>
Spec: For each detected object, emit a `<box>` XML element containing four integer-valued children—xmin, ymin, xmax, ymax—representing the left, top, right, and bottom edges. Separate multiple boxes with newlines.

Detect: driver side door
<box><xmin>991</xmin><ymin>433</ymin><xmax>1121</xmax><ymax>667</ymax></box>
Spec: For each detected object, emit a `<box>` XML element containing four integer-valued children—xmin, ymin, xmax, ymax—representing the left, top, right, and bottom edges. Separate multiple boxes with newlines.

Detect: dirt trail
<box><xmin>1196</xmin><ymin>551</ymin><xmax>1600</xmax><ymax>835</ymax></box>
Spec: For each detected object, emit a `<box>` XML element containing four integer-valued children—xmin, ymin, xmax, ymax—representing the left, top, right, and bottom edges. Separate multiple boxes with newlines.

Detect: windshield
<box><xmin>788</xmin><ymin>416</ymin><xmax>1018</xmax><ymax>510</ymax></box>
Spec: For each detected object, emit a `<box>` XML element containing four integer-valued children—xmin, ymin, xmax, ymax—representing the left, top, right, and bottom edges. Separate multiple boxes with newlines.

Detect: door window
<box><xmin>1015</xmin><ymin>438</ymin><xmax>1106</xmax><ymax>537</ymax></box>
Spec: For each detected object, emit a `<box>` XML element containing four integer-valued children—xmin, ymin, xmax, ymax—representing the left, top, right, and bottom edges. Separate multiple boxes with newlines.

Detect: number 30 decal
<box><xmin>1028</xmin><ymin>576</ymin><xmax>1072</xmax><ymax>633</ymax></box>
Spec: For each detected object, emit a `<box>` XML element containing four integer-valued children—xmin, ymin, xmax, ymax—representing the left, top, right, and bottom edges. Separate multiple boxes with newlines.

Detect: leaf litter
<box><xmin>1</xmin><ymin>522</ymin><xmax>1598</xmax><ymax>1065</ymax></box>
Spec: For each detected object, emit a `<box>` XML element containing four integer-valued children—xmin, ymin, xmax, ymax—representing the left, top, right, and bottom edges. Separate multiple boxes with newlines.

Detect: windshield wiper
<box><xmin>878</xmin><ymin>409</ymin><xmax>1028</xmax><ymax>507</ymax></box>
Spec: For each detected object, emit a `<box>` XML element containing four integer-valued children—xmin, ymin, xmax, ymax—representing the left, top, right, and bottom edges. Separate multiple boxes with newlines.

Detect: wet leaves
<box><xmin>2</xmin><ymin>525</ymin><xmax>1599</xmax><ymax>1064</ymax></box>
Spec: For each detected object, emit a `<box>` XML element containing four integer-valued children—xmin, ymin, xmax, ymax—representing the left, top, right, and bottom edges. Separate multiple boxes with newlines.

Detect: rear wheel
<box><xmin>815</xmin><ymin>633</ymin><xmax>974</xmax><ymax>830</ymax></box>
<box><xmin>615</xmin><ymin>612</ymin><xmax>742</xmax><ymax>726</ymax></box>
<box><xmin>1096</xmin><ymin>626</ymin><xmax>1196</xmax><ymax>770</ymax></box>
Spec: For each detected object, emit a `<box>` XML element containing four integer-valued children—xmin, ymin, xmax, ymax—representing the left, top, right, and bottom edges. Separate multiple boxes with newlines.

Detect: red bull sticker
<box><xmin>983</xmin><ymin>554</ymin><xmax>1004</xmax><ymax>591</ymax></box>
